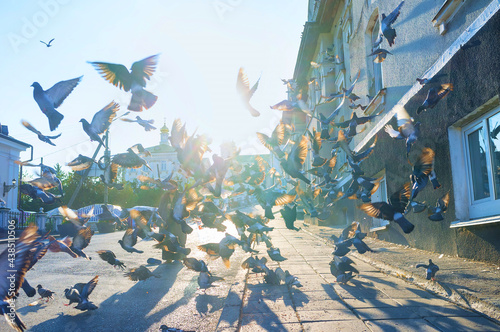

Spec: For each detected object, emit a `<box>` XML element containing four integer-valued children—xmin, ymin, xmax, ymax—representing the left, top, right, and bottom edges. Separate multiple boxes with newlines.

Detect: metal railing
<box><xmin>8</xmin><ymin>210</ymin><xmax>36</xmax><ymax>230</ymax></box>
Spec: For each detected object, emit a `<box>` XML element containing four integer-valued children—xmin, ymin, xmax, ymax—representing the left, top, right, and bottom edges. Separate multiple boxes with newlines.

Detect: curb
<box><xmin>300</xmin><ymin>226</ymin><xmax>500</xmax><ymax>324</ymax></box>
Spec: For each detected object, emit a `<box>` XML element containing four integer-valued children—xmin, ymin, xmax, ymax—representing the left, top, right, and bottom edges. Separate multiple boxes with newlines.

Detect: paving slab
<box><xmin>301</xmin><ymin>320</ymin><xmax>371</xmax><ymax>332</ymax></box>
<box><xmin>297</xmin><ymin>308</ymin><xmax>358</xmax><ymax>322</ymax></box>
<box><xmin>425</xmin><ymin>315</ymin><xmax>500</xmax><ymax>331</ymax></box>
<box><xmin>364</xmin><ymin>318</ymin><xmax>442</xmax><ymax>332</ymax></box>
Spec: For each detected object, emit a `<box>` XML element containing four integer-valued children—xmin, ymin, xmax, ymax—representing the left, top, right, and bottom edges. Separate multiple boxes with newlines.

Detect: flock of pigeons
<box><xmin>0</xmin><ymin>2</ymin><xmax>454</xmax><ymax>331</ymax></box>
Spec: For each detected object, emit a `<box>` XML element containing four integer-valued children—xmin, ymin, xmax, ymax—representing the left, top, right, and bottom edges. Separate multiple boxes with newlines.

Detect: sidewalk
<box><xmin>216</xmin><ymin>216</ymin><xmax>500</xmax><ymax>331</ymax></box>
<box><xmin>302</xmin><ymin>222</ymin><xmax>500</xmax><ymax>323</ymax></box>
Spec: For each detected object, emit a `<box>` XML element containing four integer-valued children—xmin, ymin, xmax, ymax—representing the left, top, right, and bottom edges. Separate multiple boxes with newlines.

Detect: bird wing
<box><xmin>130</xmin><ymin>54</ymin><xmax>159</xmax><ymax>87</ymax></box>
<box><xmin>389</xmin><ymin>182</ymin><xmax>411</xmax><ymax>213</ymax></box>
<box><xmin>81</xmin><ymin>276</ymin><xmax>98</xmax><ymax>299</ymax></box>
<box><xmin>359</xmin><ymin>202</ymin><xmax>388</xmax><ymax>219</ymax></box>
<box><xmin>0</xmin><ymin>226</ymin><xmax>39</xmax><ymax>300</ymax></box>
<box><xmin>289</xmin><ymin>135</ymin><xmax>308</xmax><ymax>167</ymax></box>
<box><xmin>414</xmin><ymin>147</ymin><xmax>436</xmax><ymax>176</ymax></box>
<box><xmin>89</xmin><ymin>61</ymin><xmax>132</xmax><ymax>91</ymax></box>
<box><xmin>383</xmin><ymin>1</ymin><xmax>404</xmax><ymax>27</ymax></box>
<box><xmin>22</xmin><ymin>120</ymin><xmax>43</xmax><ymax>136</ymax></box>
<box><xmin>72</xmin><ymin>227</ymin><xmax>92</xmax><ymax>250</ymax></box>
<box><xmin>236</xmin><ymin>67</ymin><xmax>251</xmax><ymax>96</ymax></box>
<box><xmin>415</xmin><ymin>263</ymin><xmax>428</xmax><ymax>269</ymax></box>
<box><xmin>45</xmin><ymin>76</ymin><xmax>82</xmax><ymax>108</ymax></box>
<box><xmin>122</xmin><ymin>228</ymin><xmax>135</xmax><ymax>247</ymax></box>
<box><xmin>324</xmin><ymin>96</ymin><xmax>346</xmax><ymax>123</ymax></box>
<box><xmin>271</xmin><ymin>122</ymin><xmax>285</xmax><ymax>145</ymax></box>
<box><xmin>90</xmin><ymin>102</ymin><xmax>119</xmax><ymax>134</ymax></box>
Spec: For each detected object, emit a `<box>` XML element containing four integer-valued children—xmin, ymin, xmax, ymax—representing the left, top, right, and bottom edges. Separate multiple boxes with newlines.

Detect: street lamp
<box><xmin>3</xmin><ymin>179</ymin><xmax>17</xmax><ymax>197</ymax></box>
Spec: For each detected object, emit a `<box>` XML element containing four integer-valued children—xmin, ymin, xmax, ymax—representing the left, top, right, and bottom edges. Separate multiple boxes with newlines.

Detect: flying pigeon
<box><xmin>0</xmin><ymin>226</ymin><xmax>41</xmax><ymax>331</ymax></box>
<box><xmin>121</xmin><ymin>116</ymin><xmax>157</xmax><ymax>131</ymax></box>
<box><xmin>384</xmin><ymin>105</ymin><xmax>420</xmax><ymax>156</ymax></box>
<box><xmin>428</xmin><ymin>192</ymin><xmax>450</xmax><ymax>221</ymax></box>
<box><xmin>236</xmin><ymin>67</ymin><xmax>260</xmax><ymax>117</ymax></box>
<box><xmin>40</xmin><ymin>38</ymin><xmax>54</xmax><ymax>47</ymax></box>
<box><xmin>80</xmin><ymin>101</ymin><xmax>119</xmax><ymax>145</ymax></box>
<box><xmin>416</xmin><ymin>259</ymin><xmax>439</xmax><ymax>281</ymax></box>
<box><xmin>31</xmin><ymin>76</ymin><xmax>82</xmax><ymax>131</ymax></box>
<box><xmin>119</xmin><ymin>228</ymin><xmax>144</xmax><ymax>253</ymax></box>
<box><xmin>89</xmin><ymin>54</ymin><xmax>159</xmax><ymax>112</ymax></box>
<box><xmin>21</xmin><ymin>120</ymin><xmax>61</xmax><ymax>146</ymax></box>
<box><xmin>367</xmin><ymin>48</ymin><xmax>392</xmax><ymax>63</ymax></box>
<box><xmin>381</xmin><ymin>1</ymin><xmax>404</xmax><ymax>47</ymax></box>
<box><xmin>67</xmin><ymin>154</ymin><xmax>94</xmax><ymax>171</ymax></box>
<box><xmin>70</xmin><ymin>227</ymin><xmax>93</xmax><ymax>260</ymax></box>
<box><xmin>96</xmin><ymin>250</ymin><xmax>126</xmax><ymax>269</ymax></box>
<box><xmin>267</xmin><ymin>247</ymin><xmax>287</xmax><ymax>262</ymax></box>
<box><xmin>359</xmin><ymin>200</ymin><xmax>415</xmax><ymax>234</ymax></box>
<box><xmin>416</xmin><ymin>84</ymin><xmax>453</xmax><ymax>114</ymax></box>
<box><xmin>64</xmin><ymin>275</ymin><xmax>99</xmax><ymax>311</ymax></box>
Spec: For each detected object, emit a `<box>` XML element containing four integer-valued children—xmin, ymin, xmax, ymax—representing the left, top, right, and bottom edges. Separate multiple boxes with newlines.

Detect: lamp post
<box><xmin>3</xmin><ymin>179</ymin><xmax>16</xmax><ymax>197</ymax></box>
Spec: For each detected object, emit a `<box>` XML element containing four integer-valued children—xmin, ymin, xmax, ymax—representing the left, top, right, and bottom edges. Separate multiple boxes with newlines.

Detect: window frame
<box><xmin>449</xmin><ymin>95</ymin><xmax>500</xmax><ymax>227</ymax></box>
<box><xmin>369</xmin><ymin>172</ymin><xmax>389</xmax><ymax>232</ymax></box>
<box><xmin>462</xmin><ymin>106</ymin><xmax>500</xmax><ymax>218</ymax></box>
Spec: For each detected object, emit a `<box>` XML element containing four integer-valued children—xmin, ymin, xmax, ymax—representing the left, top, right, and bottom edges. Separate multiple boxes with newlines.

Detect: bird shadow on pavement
<box><xmin>397</xmin><ymin>0</ymin><xmax>435</xmax><ymax>26</ymax></box>
<box><xmin>17</xmin><ymin>302</ymin><xmax>49</xmax><ymax>315</ymax></box>
<box><xmin>29</xmin><ymin>263</ymin><xmax>185</xmax><ymax>332</ymax></box>
<box><xmin>195</xmin><ymin>293</ymin><xmax>224</xmax><ymax>316</ymax></box>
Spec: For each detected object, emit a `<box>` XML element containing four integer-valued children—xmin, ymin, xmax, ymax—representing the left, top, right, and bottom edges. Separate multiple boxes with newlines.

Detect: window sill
<box><xmin>450</xmin><ymin>215</ymin><xmax>500</xmax><ymax>228</ymax></box>
<box><xmin>364</xmin><ymin>88</ymin><xmax>386</xmax><ymax>115</ymax></box>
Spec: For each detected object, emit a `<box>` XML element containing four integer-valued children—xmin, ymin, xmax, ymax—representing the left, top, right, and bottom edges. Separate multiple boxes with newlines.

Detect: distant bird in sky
<box><xmin>236</xmin><ymin>67</ymin><xmax>260</xmax><ymax>117</ymax></box>
<box><xmin>416</xmin><ymin>84</ymin><xmax>453</xmax><ymax>114</ymax></box>
<box><xmin>80</xmin><ymin>101</ymin><xmax>119</xmax><ymax>146</ymax></box>
<box><xmin>89</xmin><ymin>54</ymin><xmax>159</xmax><ymax>112</ymax></box>
<box><xmin>381</xmin><ymin>1</ymin><xmax>404</xmax><ymax>47</ymax></box>
<box><xmin>416</xmin><ymin>259</ymin><xmax>439</xmax><ymax>281</ymax></box>
<box><xmin>21</xmin><ymin>120</ymin><xmax>61</xmax><ymax>146</ymax></box>
<box><xmin>31</xmin><ymin>76</ymin><xmax>82</xmax><ymax>131</ymax></box>
<box><xmin>121</xmin><ymin>116</ymin><xmax>156</xmax><ymax>131</ymax></box>
<box><xmin>40</xmin><ymin>38</ymin><xmax>54</xmax><ymax>47</ymax></box>
<box><xmin>367</xmin><ymin>48</ymin><xmax>392</xmax><ymax>63</ymax></box>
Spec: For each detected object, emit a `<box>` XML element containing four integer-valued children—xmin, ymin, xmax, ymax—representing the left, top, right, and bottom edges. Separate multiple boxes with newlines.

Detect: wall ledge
<box><xmin>450</xmin><ymin>215</ymin><xmax>500</xmax><ymax>228</ymax></box>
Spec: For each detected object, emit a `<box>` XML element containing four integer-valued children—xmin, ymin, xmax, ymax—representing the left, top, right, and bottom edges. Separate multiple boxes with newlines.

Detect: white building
<box><xmin>123</xmin><ymin>122</ymin><xmax>180</xmax><ymax>183</ymax></box>
<box><xmin>0</xmin><ymin>124</ymin><xmax>31</xmax><ymax>210</ymax></box>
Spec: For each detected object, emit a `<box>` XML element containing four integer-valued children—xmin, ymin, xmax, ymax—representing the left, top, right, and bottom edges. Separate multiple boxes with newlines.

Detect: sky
<box><xmin>0</xmin><ymin>0</ymin><xmax>308</xmax><ymax>174</ymax></box>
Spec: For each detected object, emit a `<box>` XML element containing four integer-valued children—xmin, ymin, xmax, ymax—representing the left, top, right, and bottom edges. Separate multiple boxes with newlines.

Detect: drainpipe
<box><xmin>18</xmin><ymin>144</ymin><xmax>33</xmax><ymax>226</ymax></box>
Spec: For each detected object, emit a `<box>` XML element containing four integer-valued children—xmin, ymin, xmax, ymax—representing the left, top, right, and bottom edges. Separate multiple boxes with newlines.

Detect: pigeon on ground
<box><xmin>367</xmin><ymin>48</ymin><xmax>392</xmax><ymax>63</ymax></box>
<box><xmin>121</xmin><ymin>116</ymin><xmax>156</xmax><ymax>131</ymax></box>
<box><xmin>36</xmin><ymin>285</ymin><xmax>55</xmax><ymax>302</ymax></box>
<box><xmin>64</xmin><ymin>275</ymin><xmax>99</xmax><ymax>311</ymax></box>
<box><xmin>96</xmin><ymin>250</ymin><xmax>126</xmax><ymax>269</ymax></box>
<box><xmin>80</xmin><ymin>101</ymin><xmax>119</xmax><ymax>146</ymax></box>
<box><xmin>160</xmin><ymin>325</ymin><xmax>195</xmax><ymax>332</ymax></box>
<box><xmin>125</xmin><ymin>265</ymin><xmax>159</xmax><ymax>281</ymax></box>
<box><xmin>428</xmin><ymin>192</ymin><xmax>450</xmax><ymax>221</ymax></box>
<box><xmin>381</xmin><ymin>1</ymin><xmax>404</xmax><ymax>47</ymax></box>
<box><xmin>31</xmin><ymin>76</ymin><xmax>82</xmax><ymax>131</ymax></box>
<box><xmin>336</xmin><ymin>271</ymin><xmax>355</xmax><ymax>284</ymax></box>
<box><xmin>21</xmin><ymin>120</ymin><xmax>61</xmax><ymax>146</ymax></box>
<box><xmin>416</xmin><ymin>259</ymin><xmax>439</xmax><ymax>281</ymax></box>
<box><xmin>119</xmin><ymin>228</ymin><xmax>144</xmax><ymax>253</ymax></box>
<box><xmin>241</xmin><ymin>256</ymin><xmax>267</xmax><ymax>273</ymax></box>
<box><xmin>236</xmin><ymin>67</ymin><xmax>260</xmax><ymax>117</ymax></box>
<box><xmin>0</xmin><ymin>226</ymin><xmax>41</xmax><ymax>331</ymax></box>
<box><xmin>416</xmin><ymin>84</ymin><xmax>453</xmax><ymax>114</ymax></box>
<box><xmin>330</xmin><ymin>256</ymin><xmax>359</xmax><ymax>276</ymax></box>
<box><xmin>40</xmin><ymin>38</ymin><xmax>54</xmax><ymax>47</ymax></box>
<box><xmin>89</xmin><ymin>54</ymin><xmax>159</xmax><ymax>112</ymax></box>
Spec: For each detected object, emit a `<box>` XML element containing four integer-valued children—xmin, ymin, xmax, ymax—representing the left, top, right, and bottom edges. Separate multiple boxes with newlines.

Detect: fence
<box><xmin>7</xmin><ymin>210</ymin><xmax>36</xmax><ymax>230</ymax></box>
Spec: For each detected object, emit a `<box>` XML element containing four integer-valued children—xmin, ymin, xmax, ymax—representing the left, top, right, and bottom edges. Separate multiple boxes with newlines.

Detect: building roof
<box><xmin>0</xmin><ymin>133</ymin><xmax>31</xmax><ymax>149</ymax></box>
<box><xmin>146</xmin><ymin>143</ymin><xmax>176</xmax><ymax>154</ymax></box>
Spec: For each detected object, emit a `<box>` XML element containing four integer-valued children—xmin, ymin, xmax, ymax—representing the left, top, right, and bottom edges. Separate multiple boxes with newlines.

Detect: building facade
<box><xmin>123</xmin><ymin>122</ymin><xmax>181</xmax><ymax>183</ymax></box>
<box><xmin>0</xmin><ymin>124</ymin><xmax>31</xmax><ymax>211</ymax></box>
<box><xmin>293</xmin><ymin>0</ymin><xmax>500</xmax><ymax>263</ymax></box>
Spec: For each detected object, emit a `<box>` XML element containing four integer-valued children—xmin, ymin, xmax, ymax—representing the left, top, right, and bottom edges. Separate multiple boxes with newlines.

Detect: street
<box><xmin>1</xmin><ymin>212</ymin><xmax>500</xmax><ymax>332</ymax></box>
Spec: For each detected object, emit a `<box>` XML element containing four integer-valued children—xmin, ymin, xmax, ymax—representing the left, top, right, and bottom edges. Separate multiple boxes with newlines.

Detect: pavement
<box><xmin>216</xmin><ymin>215</ymin><xmax>500</xmax><ymax>332</ymax></box>
<box><xmin>2</xmin><ymin>207</ymin><xmax>500</xmax><ymax>331</ymax></box>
